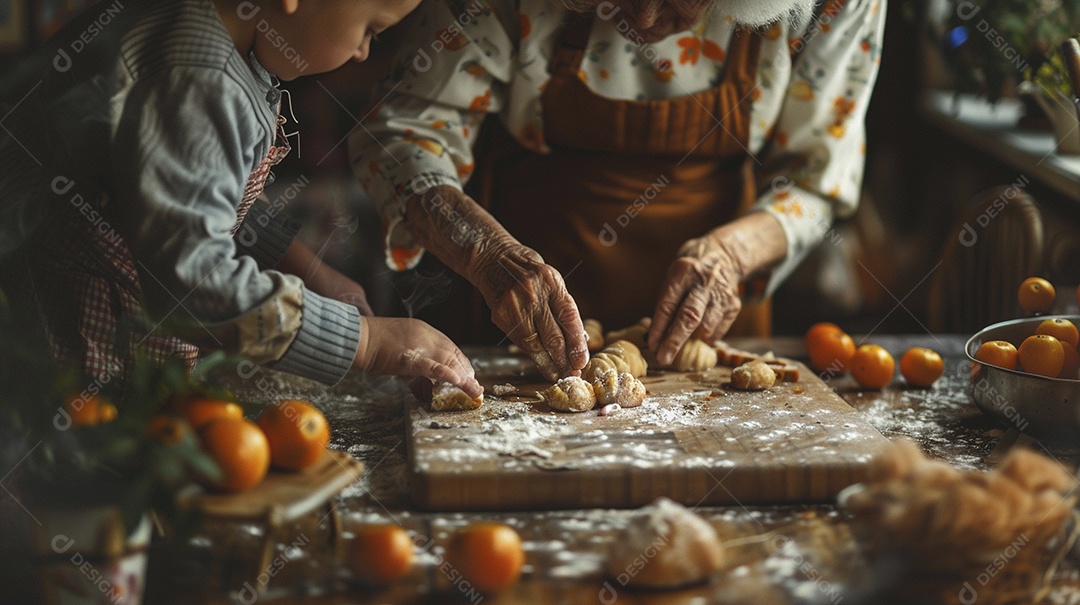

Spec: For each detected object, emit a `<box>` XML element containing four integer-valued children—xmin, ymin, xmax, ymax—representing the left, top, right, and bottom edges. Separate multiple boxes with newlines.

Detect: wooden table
<box><xmin>146</xmin><ymin>335</ymin><xmax>1080</xmax><ymax>604</ymax></box>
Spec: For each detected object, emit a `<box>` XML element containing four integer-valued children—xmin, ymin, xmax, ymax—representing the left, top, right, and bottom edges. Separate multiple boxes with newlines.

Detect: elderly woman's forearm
<box><xmin>699</xmin><ymin>213</ymin><xmax>789</xmax><ymax>280</ymax></box>
<box><xmin>403</xmin><ymin>186</ymin><xmax>515</xmax><ymax>279</ymax></box>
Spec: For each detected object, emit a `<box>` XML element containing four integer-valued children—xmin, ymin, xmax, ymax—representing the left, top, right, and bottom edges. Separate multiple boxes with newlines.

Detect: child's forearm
<box><xmin>276</xmin><ymin>239</ymin><xmax>373</xmax><ymax>316</ymax></box>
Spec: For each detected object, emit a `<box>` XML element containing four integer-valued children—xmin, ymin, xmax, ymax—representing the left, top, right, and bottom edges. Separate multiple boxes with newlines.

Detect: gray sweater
<box><xmin>0</xmin><ymin>0</ymin><xmax>360</xmax><ymax>384</ymax></box>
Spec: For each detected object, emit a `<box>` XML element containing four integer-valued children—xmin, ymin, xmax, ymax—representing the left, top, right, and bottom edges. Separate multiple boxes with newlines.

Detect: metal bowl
<box><xmin>966</xmin><ymin>315</ymin><xmax>1080</xmax><ymax>439</ymax></box>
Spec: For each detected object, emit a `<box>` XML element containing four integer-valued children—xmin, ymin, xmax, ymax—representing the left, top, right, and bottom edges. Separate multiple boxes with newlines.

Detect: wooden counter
<box><xmin>145</xmin><ymin>335</ymin><xmax>1080</xmax><ymax>604</ymax></box>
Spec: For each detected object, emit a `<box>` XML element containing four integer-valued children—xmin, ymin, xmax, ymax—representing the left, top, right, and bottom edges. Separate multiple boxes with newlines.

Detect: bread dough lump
<box><xmin>430</xmin><ymin>382</ymin><xmax>483</xmax><ymax>411</ymax></box>
<box><xmin>592</xmin><ymin>369</ymin><xmax>646</xmax><ymax>408</ymax></box>
<box><xmin>542</xmin><ymin>376</ymin><xmax>597</xmax><ymax>412</ymax></box>
<box><xmin>666</xmin><ymin>339</ymin><xmax>718</xmax><ymax>372</ymax></box>
<box><xmin>607</xmin><ymin>497</ymin><xmax>725</xmax><ymax>588</ymax></box>
<box><xmin>584</xmin><ymin>340</ymin><xmax>648</xmax><ymax>382</ymax></box>
<box><xmin>731</xmin><ymin>360</ymin><xmax>776</xmax><ymax>390</ymax></box>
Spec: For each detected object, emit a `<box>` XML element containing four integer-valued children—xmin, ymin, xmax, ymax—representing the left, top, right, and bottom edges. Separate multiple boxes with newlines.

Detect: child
<box><xmin>0</xmin><ymin>0</ymin><xmax>482</xmax><ymax>397</ymax></box>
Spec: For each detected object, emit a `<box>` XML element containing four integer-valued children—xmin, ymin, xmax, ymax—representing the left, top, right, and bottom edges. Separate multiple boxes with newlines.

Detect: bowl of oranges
<box><xmin>966</xmin><ymin>277</ymin><xmax>1080</xmax><ymax>437</ymax></box>
<box><xmin>966</xmin><ymin>312</ymin><xmax>1080</xmax><ymax>438</ymax></box>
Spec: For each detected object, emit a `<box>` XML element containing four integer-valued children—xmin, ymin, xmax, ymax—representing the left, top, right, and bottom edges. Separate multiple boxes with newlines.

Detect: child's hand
<box><xmin>355</xmin><ymin>317</ymin><xmax>482</xmax><ymax>397</ymax></box>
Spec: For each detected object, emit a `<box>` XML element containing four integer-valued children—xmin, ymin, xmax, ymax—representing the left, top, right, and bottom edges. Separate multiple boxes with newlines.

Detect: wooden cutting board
<box><xmin>406</xmin><ymin>354</ymin><xmax>890</xmax><ymax>511</ymax></box>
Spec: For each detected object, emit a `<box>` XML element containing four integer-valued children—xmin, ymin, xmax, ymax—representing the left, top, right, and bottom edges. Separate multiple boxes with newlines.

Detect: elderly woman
<box><xmin>350</xmin><ymin>0</ymin><xmax>885</xmax><ymax>381</ymax></box>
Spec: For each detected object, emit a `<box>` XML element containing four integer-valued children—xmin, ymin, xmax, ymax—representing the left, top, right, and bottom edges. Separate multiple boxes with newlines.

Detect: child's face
<box><xmin>255</xmin><ymin>0</ymin><xmax>422</xmax><ymax>80</ymax></box>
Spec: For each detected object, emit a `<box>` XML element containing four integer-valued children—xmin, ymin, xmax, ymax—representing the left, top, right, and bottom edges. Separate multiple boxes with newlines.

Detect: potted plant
<box><xmin>0</xmin><ymin>288</ymin><xmax>231</xmax><ymax>605</ymax></box>
<box><xmin>1023</xmin><ymin>39</ymin><xmax>1080</xmax><ymax>153</ymax></box>
<box><xmin>936</xmin><ymin>0</ymin><xmax>1080</xmax><ymax>102</ymax></box>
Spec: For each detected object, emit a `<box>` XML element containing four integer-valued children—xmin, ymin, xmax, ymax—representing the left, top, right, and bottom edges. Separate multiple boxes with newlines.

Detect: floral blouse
<box><xmin>350</xmin><ymin>0</ymin><xmax>886</xmax><ymax>292</ymax></box>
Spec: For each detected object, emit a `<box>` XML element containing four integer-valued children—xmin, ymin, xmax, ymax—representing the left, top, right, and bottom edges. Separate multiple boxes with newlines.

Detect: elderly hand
<box><xmin>648</xmin><ymin>237</ymin><xmax>744</xmax><ymax>366</ymax></box>
<box><xmin>404</xmin><ymin>185</ymin><xmax>588</xmax><ymax>382</ymax></box>
<box><xmin>648</xmin><ymin>213</ymin><xmax>788</xmax><ymax>365</ymax></box>
<box><xmin>354</xmin><ymin>316</ymin><xmax>483</xmax><ymax>398</ymax></box>
<box><xmin>470</xmin><ymin>239</ymin><xmax>589</xmax><ymax>382</ymax></box>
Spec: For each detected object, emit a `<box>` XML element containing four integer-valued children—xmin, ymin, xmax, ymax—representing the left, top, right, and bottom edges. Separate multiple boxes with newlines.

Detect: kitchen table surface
<box><xmin>146</xmin><ymin>334</ymin><xmax>1080</xmax><ymax>604</ymax></box>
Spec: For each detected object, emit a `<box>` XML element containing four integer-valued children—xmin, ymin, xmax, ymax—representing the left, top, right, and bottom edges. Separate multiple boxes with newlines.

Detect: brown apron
<box><xmin>462</xmin><ymin>13</ymin><xmax>770</xmax><ymax>337</ymax></box>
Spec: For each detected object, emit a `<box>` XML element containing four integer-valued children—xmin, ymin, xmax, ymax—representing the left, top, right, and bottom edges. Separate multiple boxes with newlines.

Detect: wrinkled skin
<box><xmin>403</xmin><ymin>186</ymin><xmax>786</xmax><ymax>379</ymax></box>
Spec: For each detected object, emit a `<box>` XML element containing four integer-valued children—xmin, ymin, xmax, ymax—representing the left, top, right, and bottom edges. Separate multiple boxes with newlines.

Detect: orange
<box><xmin>1018</xmin><ymin>277</ymin><xmax>1056</xmax><ymax>314</ymax></box>
<box><xmin>805</xmin><ymin>323</ymin><xmax>856</xmax><ymax>374</ymax></box>
<box><xmin>850</xmin><ymin>344</ymin><xmax>895</xmax><ymax>389</ymax></box>
<box><xmin>899</xmin><ymin>347</ymin><xmax>944</xmax><ymax>388</ymax></box>
<box><xmin>64</xmin><ymin>395</ymin><xmax>118</xmax><ymax>427</ymax></box>
<box><xmin>446</xmin><ymin>523</ymin><xmax>524</xmax><ymax>593</ymax></box>
<box><xmin>1017</xmin><ymin>334</ymin><xmax>1064</xmax><ymax>378</ymax></box>
<box><xmin>347</xmin><ymin>524</ymin><xmax>414</xmax><ymax>586</ymax></box>
<box><xmin>199</xmin><ymin>418</ymin><xmax>270</xmax><ymax>493</ymax></box>
<box><xmin>1060</xmin><ymin>344</ymin><xmax>1080</xmax><ymax>379</ymax></box>
<box><xmin>256</xmin><ymin>400</ymin><xmax>330</xmax><ymax>471</ymax></box>
<box><xmin>974</xmin><ymin>340</ymin><xmax>1019</xmax><ymax>370</ymax></box>
<box><xmin>1035</xmin><ymin>318</ymin><xmax>1080</xmax><ymax>348</ymax></box>
<box><xmin>182</xmin><ymin>398</ymin><xmax>243</xmax><ymax>430</ymax></box>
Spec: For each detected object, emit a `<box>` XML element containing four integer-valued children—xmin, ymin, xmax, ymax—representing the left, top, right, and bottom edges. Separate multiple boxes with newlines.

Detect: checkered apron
<box><xmin>22</xmin><ymin>120</ymin><xmax>291</xmax><ymax>382</ymax></box>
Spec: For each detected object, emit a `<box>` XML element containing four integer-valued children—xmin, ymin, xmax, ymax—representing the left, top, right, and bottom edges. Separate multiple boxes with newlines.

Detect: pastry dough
<box><xmin>607</xmin><ymin>497</ymin><xmax>725</xmax><ymax>588</ymax></box>
<box><xmin>541</xmin><ymin>376</ymin><xmax>597</xmax><ymax>413</ymax></box>
<box><xmin>591</xmin><ymin>369</ymin><xmax>646</xmax><ymax>408</ymax></box>
<box><xmin>430</xmin><ymin>382</ymin><xmax>483</xmax><ymax>411</ymax></box>
<box><xmin>604</xmin><ymin>317</ymin><xmax>651</xmax><ymax>349</ymax></box>
<box><xmin>730</xmin><ymin>360</ymin><xmax>776</xmax><ymax>390</ymax></box>
<box><xmin>584</xmin><ymin>319</ymin><xmax>605</xmax><ymax>352</ymax></box>
<box><xmin>666</xmin><ymin>339</ymin><xmax>718</xmax><ymax>372</ymax></box>
<box><xmin>583</xmin><ymin>340</ymin><xmax>648</xmax><ymax>381</ymax></box>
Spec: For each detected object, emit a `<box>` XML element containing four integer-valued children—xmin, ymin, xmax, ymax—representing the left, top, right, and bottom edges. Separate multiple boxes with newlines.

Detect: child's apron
<box><xmin>466</xmin><ymin>13</ymin><xmax>770</xmax><ymax>336</ymax></box>
<box><xmin>21</xmin><ymin>121</ymin><xmax>291</xmax><ymax>381</ymax></box>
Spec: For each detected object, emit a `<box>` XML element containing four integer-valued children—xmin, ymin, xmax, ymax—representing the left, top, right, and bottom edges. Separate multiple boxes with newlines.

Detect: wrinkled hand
<box><xmin>648</xmin><ymin>237</ymin><xmax>744</xmax><ymax>366</ymax></box>
<box><xmin>470</xmin><ymin>242</ymin><xmax>589</xmax><ymax>382</ymax></box>
<box><xmin>354</xmin><ymin>316</ymin><xmax>482</xmax><ymax>397</ymax></box>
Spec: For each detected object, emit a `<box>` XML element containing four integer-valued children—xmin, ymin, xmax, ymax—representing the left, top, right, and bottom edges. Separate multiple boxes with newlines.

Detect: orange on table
<box><xmin>446</xmin><ymin>523</ymin><xmax>524</xmax><ymax>593</ymax></box>
<box><xmin>973</xmin><ymin>340</ymin><xmax>1019</xmax><ymax>370</ymax></box>
<box><xmin>64</xmin><ymin>394</ymin><xmax>117</xmax><ymax>427</ymax></box>
<box><xmin>899</xmin><ymin>347</ymin><xmax>944</xmax><ymax>388</ymax></box>
<box><xmin>182</xmin><ymin>398</ymin><xmax>243</xmax><ymax>430</ymax></box>
<box><xmin>256</xmin><ymin>400</ymin><xmax>330</xmax><ymax>471</ymax></box>
<box><xmin>1060</xmin><ymin>344</ymin><xmax>1080</xmax><ymax>379</ymax></box>
<box><xmin>199</xmin><ymin>418</ymin><xmax>270</xmax><ymax>493</ymax></box>
<box><xmin>347</xmin><ymin>524</ymin><xmax>415</xmax><ymax>586</ymax></box>
<box><xmin>1018</xmin><ymin>277</ymin><xmax>1056</xmax><ymax>314</ymax></box>
<box><xmin>1035</xmin><ymin>318</ymin><xmax>1079</xmax><ymax>348</ymax></box>
<box><xmin>805</xmin><ymin>322</ymin><xmax>856</xmax><ymax>373</ymax></box>
<box><xmin>850</xmin><ymin>344</ymin><xmax>895</xmax><ymax>389</ymax></box>
<box><xmin>1017</xmin><ymin>334</ymin><xmax>1065</xmax><ymax>378</ymax></box>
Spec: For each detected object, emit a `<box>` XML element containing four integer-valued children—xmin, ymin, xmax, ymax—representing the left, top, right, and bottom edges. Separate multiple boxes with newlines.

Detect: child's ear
<box><xmin>281</xmin><ymin>0</ymin><xmax>299</xmax><ymax>15</ymax></box>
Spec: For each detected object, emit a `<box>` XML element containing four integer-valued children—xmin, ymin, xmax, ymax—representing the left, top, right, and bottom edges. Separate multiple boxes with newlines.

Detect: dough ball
<box><xmin>667</xmin><ymin>339</ymin><xmax>718</xmax><ymax>372</ymax></box>
<box><xmin>584</xmin><ymin>319</ymin><xmax>605</xmax><ymax>352</ymax></box>
<box><xmin>583</xmin><ymin>340</ymin><xmax>648</xmax><ymax>382</ymax></box>
<box><xmin>607</xmin><ymin>497</ymin><xmax>725</xmax><ymax>589</ymax></box>
<box><xmin>583</xmin><ymin>352</ymin><xmax>630</xmax><ymax>382</ymax></box>
<box><xmin>605</xmin><ymin>317</ymin><xmax>651</xmax><ymax>349</ymax></box>
<box><xmin>592</xmin><ymin>370</ymin><xmax>646</xmax><ymax>408</ymax></box>
<box><xmin>606</xmin><ymin>340</ymin><xmax>648</xmax><ymax>377</ymax></box>
<box><xmin>431</xmin><ymin>382</ymin><xmax>483</xmax><ymax>411</ymax></box>
<box><xmin>730</xmin><ymin>360</ymin><xmax>776</xmax><ymax>391</ymax></box>
<box><xmin>542</xmin><ymin>376</ymin><xmax>597</xmax><ymax>413</ymax></box>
